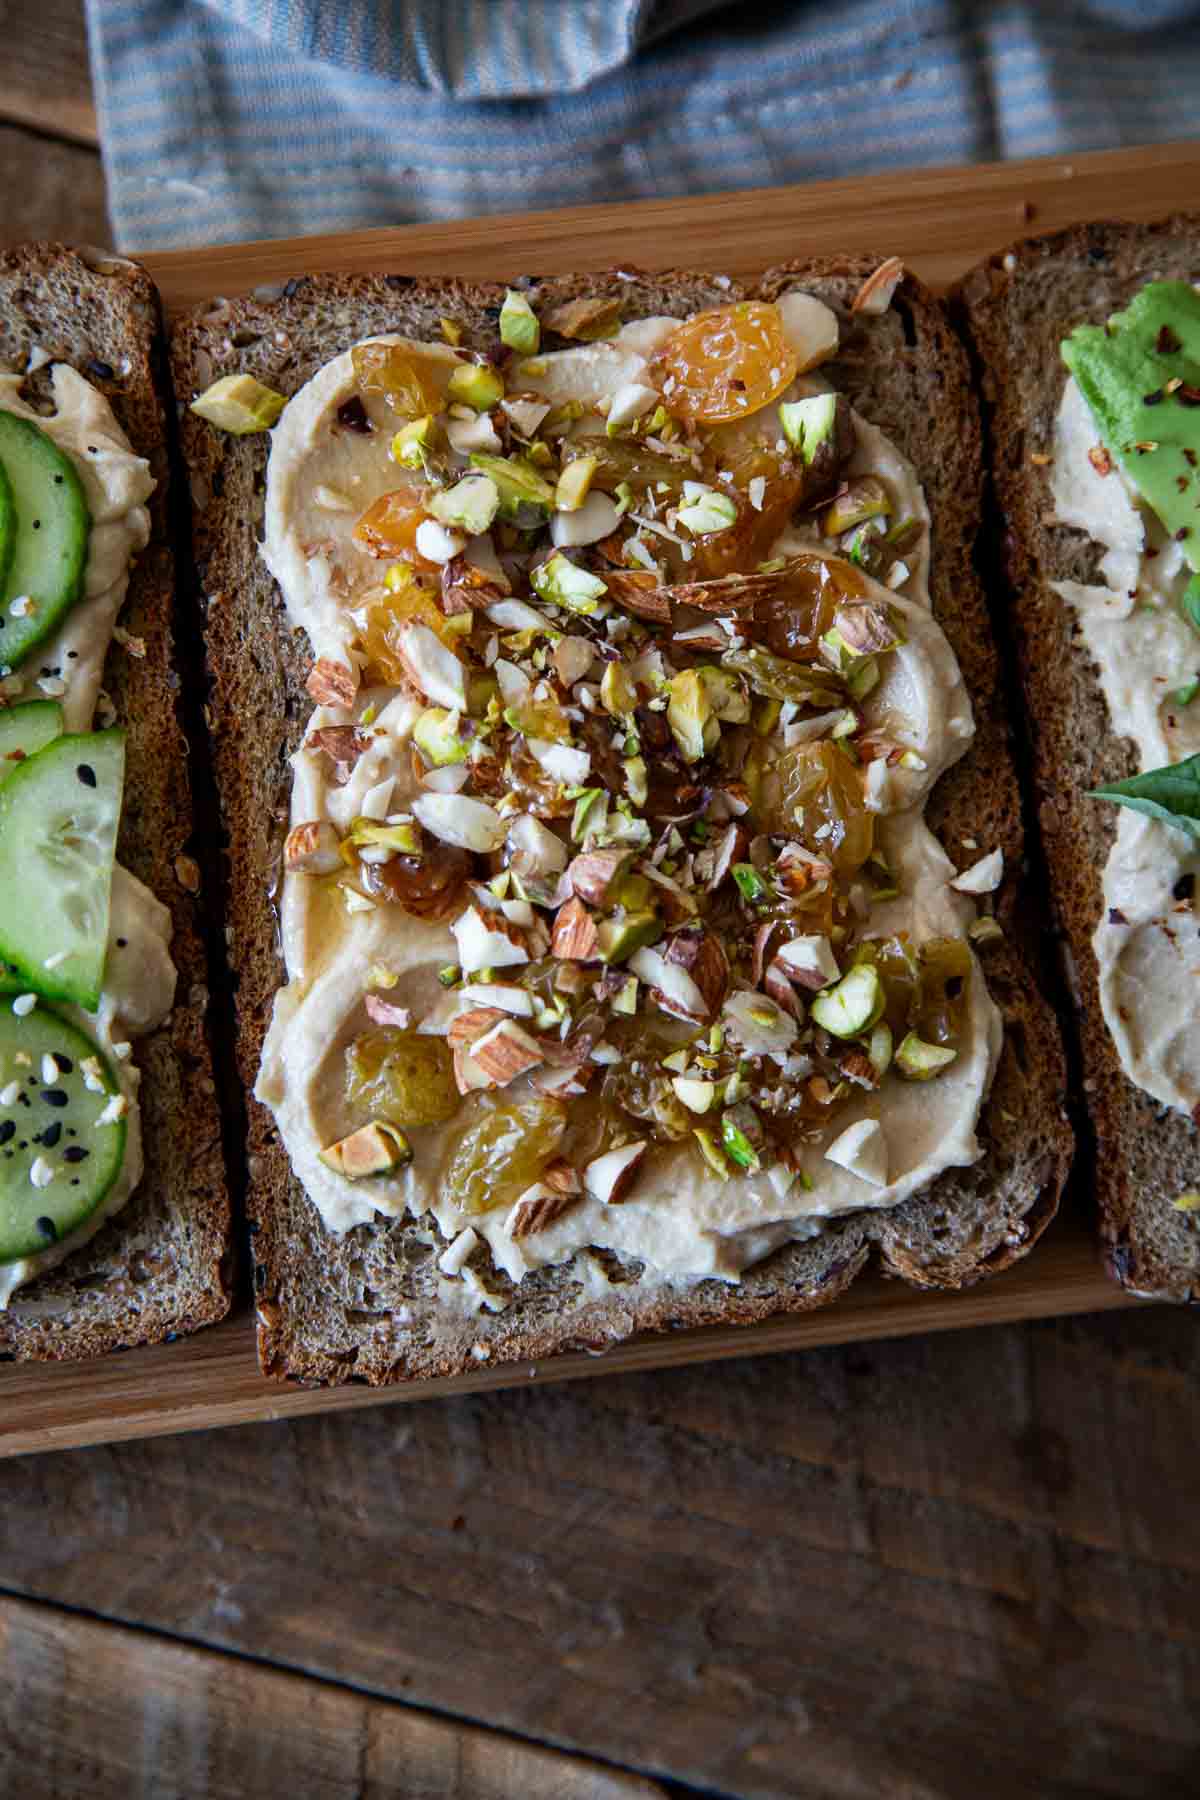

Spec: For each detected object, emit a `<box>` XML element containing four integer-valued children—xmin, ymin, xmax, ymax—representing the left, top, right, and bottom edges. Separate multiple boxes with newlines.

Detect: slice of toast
<box><xmin>172</xmin><ymin>263</ymin><xmax>1071</xmax><ymax>1385</ymax></box>
<box><xmin>958</xmin><ymin>216</ymin><xmax>1200</xmax><ymax>1300</ymax></box>
<box><xmin>0</xmin><ymin>244</ymin><xmax>231</xmax><ymax>1358</ymax></box>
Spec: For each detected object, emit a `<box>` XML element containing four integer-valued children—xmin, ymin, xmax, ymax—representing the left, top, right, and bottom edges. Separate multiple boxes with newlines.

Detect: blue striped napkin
<box><xmin>84</xmin><ymin>1</ymin><xmax>1200</xmax><ymax>252</ymax></box>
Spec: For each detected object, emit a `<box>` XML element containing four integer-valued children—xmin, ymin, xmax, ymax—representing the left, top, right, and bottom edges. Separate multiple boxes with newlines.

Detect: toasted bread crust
<box><xmin>957</xmin><ymin>215</ymin><xmax>1200</xmax><ymax>1301</ymax></box>
<box><xmin>0</xmin><ymin>244</ymin><xmax>231</xmax><ymax>1359</ymax></box>
<box><xmin>173</xmin><ymin>263</ymin><xmax>1070</xmax><ymax>1384</ymax></box>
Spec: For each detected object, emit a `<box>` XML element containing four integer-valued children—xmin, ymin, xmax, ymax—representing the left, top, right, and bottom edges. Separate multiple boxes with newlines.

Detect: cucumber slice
<box><xmin>0</xmin><ymin>457</ymin><xmax>14</xmax><ymax>594</ymax></box>
<box><xmin>0</xmin><ymin>730</ymin><xmax>124</xmax><ymax>1009</ymax></box>
<box><xmin>0</xmin><ymin>412</ymin><xmax>89</xmax><ymax>670</ymax></box>
<box><xmin>0</xmin><ymin>698</ymin><xmax>64</xmax><ymax>787</ymax></box>
<box><xmin>0</xmin><ymin>1002</ymin><xmax>126</xmax><ymax>1264</ymax></box>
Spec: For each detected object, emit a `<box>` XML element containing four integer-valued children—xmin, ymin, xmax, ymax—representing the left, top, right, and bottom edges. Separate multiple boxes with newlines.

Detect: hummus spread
<box><xmin>1051</xmin><ymin>374</ymin><xmax>1200</xmax><ymax>1114</ymax></box>
<box><xmin>0</xmin><ymin>364</ymin><xmax>175</xmax><ymax>1304</ymax></box>
<box><xmin>257</xmin><ymin>305</ymin><xmax>1003</xmax><ymax>1302</ymax></box>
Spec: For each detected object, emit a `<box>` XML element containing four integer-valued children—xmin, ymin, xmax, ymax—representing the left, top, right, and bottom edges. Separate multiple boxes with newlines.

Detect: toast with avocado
<box><xmin>958</xmin><ymin>217</ymin><xmax>1200</xmax><ymax>1300</ymax></box>
<box><xmin>0</xmin><ymin>244</ymin><xmax>231</xmax><ymax>1358</ymax></box>
<box><xmin>173</xmin><ymin>261</ymin><xmax>1071</xmax><ymax>1386</ymax></box>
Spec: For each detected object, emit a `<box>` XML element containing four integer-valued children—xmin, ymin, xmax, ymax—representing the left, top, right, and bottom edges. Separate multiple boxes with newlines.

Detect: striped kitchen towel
<box><xmin>85</xmin><ymin>0</ymin><xmax>1200</xmax><ymax>252</ymax></box>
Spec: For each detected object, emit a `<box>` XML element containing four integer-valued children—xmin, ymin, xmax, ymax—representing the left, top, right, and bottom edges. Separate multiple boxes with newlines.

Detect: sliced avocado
<box><xmin>190</xmin><ymin>373</ymin><xmax>285</xmax><ymax>434</ymax></box>
<box><xmin>413</xmin><ymin>706</ymin><xmax>468</xmax><ymax>766</ymax></box>
<box><xmin>810</xmin><ymin>963</ymin><xmax>884</xmax><ymax>1039</ymax></box>
<box><xmin>1062</xmin><ymin>282</ymin><xmax>1200</xmax><ymax>579</ymax></box>
<box><xmin>779</xmin><ymin>392</ymin><xmax>838</xmax><ymax>464</ymax></box>
<box><xmin>667</xmin><ymin>669</ymin><xmax>718</xmax><ymax>763</ymax></box>
<box><xmin>499</xmin><ymin>289</ymin><xmax>540</xmax><ymax>356</ymax></box>
<box><xmin>429</xmin><ymin>474</ymin><xmax>500</xmax><ymax>535</ymax></box>
<box><xmin>894</xmin><ymin>1032</ymin><xmax>957</xmax><ymax>1080</ymax></box>
<box><xmin>468</xmin><ymin>452</ymin><xmax>556</xmax><ymax>526</ymax></box>
<box><xmin>447</xmin><ymin>362</ymin><xmax>505</xmax><ymax>412</ymax></box>
<box><xmin>596</xmin><ymin>908</ymin><xmax>662</xmax><ymax>963</ymax></box>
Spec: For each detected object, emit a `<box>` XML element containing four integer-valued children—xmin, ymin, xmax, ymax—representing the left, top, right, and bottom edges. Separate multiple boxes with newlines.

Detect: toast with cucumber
<box><xmin>959</xmin><ymin>216</ymin><xmax>1200</xmax><ymax>1300</ymax></box>
<box><xmin>0</xmin><ymin>244</ymin><xmax>230</xmax><ymax>1357</ymax></box>
<box><xmin>175</xmin><ymin>261</ymin><xmax>1070</xmax><ymax>1386</ymax></box>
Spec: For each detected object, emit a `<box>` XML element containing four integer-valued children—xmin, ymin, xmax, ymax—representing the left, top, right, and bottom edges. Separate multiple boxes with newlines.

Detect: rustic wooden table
<box><xmin>2</xmin><ymin>5</ymin><xmax>1200</xmax><ymax>1796</ymax></box>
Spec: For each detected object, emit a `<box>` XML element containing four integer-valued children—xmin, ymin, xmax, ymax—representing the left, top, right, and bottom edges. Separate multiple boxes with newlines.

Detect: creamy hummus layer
<box><xmin>0</xmin><ymin>364</ymin><xmax>175</xmax><ymax>1304</ymax></box>
<box><xmin>1051</xmin><ymin>373</ymin><xmax>1200</xmax><ymax>1115</ymax></box>
<box><xmin>257</xmin><ymin>311</ymin><xmax>1003</xmax><ymax>1301</ymax></box>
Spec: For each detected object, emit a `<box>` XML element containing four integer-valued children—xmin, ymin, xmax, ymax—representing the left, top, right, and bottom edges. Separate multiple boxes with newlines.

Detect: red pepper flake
<box><xmin>1156</xmin><ymin>324</ymin><xmax>1182</xmax><ymax>354</ymax></box>
<box><xmin>1087</xmin><ymin>444</ymin><xmax>1113</xmax><ymax>477</ymax></box>
<box><xmin>1178</xmin><ymin>384</ymin><xmax>1200</xmax><ymax>407</ymax></box>
<box><xmin>1143</xmin><ymin>389</ymin><xmax>1165</xmax><ymax>406</ymax></box>
<box><xmin>1186</xmin><ymin>449</ymin><xmax>1199</xmax><ymax>468</ymax></box>
<box><xmin>1177</xmin><ymin>526</ymin><xmax>1192</xmax><ymax>541</ymax></box>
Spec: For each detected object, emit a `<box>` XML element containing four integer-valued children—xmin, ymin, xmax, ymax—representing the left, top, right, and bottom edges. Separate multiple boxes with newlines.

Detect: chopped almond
<box><xmin>602</xmin><ymin>570</ymin><xmax>672</xmax><ymax>623</ymax></box>
<box><xmin>319</xmin><ymin>1120</ymin><xmax>411</xmax><ymax>1177</ymax></box>
<box><xmin>447</xmin><ymin>1006</ymin><xmax>510</xmax><ymax>1047</ymax></box>
<box><xmin>584</xmin><ymin>1141</ymin><xmax>647</xmax><ymax>1205</ymax></box>
<box><xmin>542</xmin><ymin>294</ymin><xmax>623</xmax><ymax>341</ymax></box>
<box><xmin>763</xmin><ymin>957</ymin><xmax>804</xmax><ymax>1019</ymax></box>
<box><xmin>453</xmin><ymin>1046</ymin><xmax>494</xmax><ymax>1093</ymax></box>
<box><xmin>305</xmin><ymin>724</ymin><xmax>370</xmax><ymax>784</ymax></box>
<box><xmin>306</xmin><ymin>657</ymin><xmax>358</xmax><ymax>707</ymax></box>
<box><xmin>543</xmin><ymin>1157</ymin><xmax>582</xmax><ymax>1196</ymax></box>
<box><xmin>508</xmin><ymin>1182</ymin><xmax>581</xmax><ymax>1240</ymax></box>
<box><xmin>551</xmin><ymin>895</ymin><xmax>599</xmax><ymax>961</ymax></box>
<box><xmin>442</xmin><ymin>554</ymin><xmax>505</xmax><ymax>616</ymax></box>
<box><xmin>664</xmin><ymin>927</ymin><xmax>729</xmax><ymax>1021</ymax></box>
<box><xmin>284</xmin><ymin>820</ymin><xmax>343</xmax><ymax>874</ymax></box>
<box><xmin>470</xmin><ymin>1018</ymin><xmax>546</xmax><ymax>1085</ymax></box>
<box><xmin>851</xmin><ymin>256</ymin><xmax>904</xmax><ymax>315</ymax></box>
<box><xmin>568</xmin><ymin>848</ymin><xmax>630</xmax><ymax>906</ymax></box>
<box><xmin>364</xmin><ymin>994</ymin><xmax>412</xmax><ymax>1028</ymax></box>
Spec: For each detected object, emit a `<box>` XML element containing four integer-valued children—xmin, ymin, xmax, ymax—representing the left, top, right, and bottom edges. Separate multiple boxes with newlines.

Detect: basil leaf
<box><xmin>1091</xmin><ymin>753</ymin><xmax>1200</xmax><ymax>841</ymax></box>
<box><xmin>1182</xmin><ymin>574</ymin><xmax>1200</xmax><ymax>637</ymax></box>
<box><xmin>1173</xmin><ymin>679</ymin><xmax>1200</xmax><ymax>707</ymax></box>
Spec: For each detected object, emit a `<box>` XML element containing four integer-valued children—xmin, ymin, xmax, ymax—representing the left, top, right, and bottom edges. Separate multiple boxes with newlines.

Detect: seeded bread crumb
<box><xmin>173</xmin><ymin>262</ymin><xmax>1071</xmax><ymax>1385</ymax></box>
<box><xmin>957</xmin><ymin>216</ymin><xmax>1200</xmax><ymax>1302</ymax></box>
<box><xmin>0</xmin><ymin>245</ymin><xmax>231</xmax><ymax>1360</ymax></box>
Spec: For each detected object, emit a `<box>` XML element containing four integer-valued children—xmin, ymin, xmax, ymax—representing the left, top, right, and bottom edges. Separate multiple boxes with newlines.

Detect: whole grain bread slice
<box><xmin>957</xmin><ymin>215</ymin><xmax>1200</xmax><ymax>1301</ymax></box>
<box><xmin>172</xmin><ymin>262</ymin><xmax>1071</xmax><ymax>1385</ymax></box>
<box><xmin>0</xmin><ymin>244</ymin><xmax>231</xmax><ymax>1359</ymax></box>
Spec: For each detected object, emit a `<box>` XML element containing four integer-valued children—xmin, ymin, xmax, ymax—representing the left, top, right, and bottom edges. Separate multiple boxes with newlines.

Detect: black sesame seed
<box><xmin>39</xmin><ymin>1121</ymin><xmax>62</xmax><ymax>1147</ymax></box>
<box><xmin>70</xmin><ymin>1178</ymin><xmax>80</xmax><ymax>1187</ymax></box>
<box><xmin>52</xmin><ymin>1054</ymin><xmax>73</xmax><ymax>1074</ymax></box>
<box><xmin>1174</xmin><ymin>873</ymin><xmax>1195</xmax><ymax>902</ymax></box>
<box><xmin>76</xmin><ymin>763</ymin><xmax>97</xmax><ymax>788</ymax></box>
<box><xmin>87</xmin><ymin>360</ymin><xmax>115</xmax><ymax>381</ymax></box>
<box><xmin>115</xmin><ymin>937</ymin><xmax>127</xmax><ymax>949</ymax></box>
<box><xmin>40</xmin><ymin>1089</ymin><xmax>68</xmax><ymax>1108</ymax></box>
<box><xmin>0</xmin><ymin>1121</ymin><xmax>13</xmax><ymax>1146</ymax></box>
<box><xmin>62</xmin><ymin>1145</ymin><xmax>89</xmax><ymax>1164</ymax></box>
<box><xmin>53</xmin><ymin>473</ymin><xmax>63</xmax><ymax>485</ymax></box>
<box><xmin>31</xmin><ymin>519</ymin><xmax>40</xmax><ymax>530</ymax></box>
<box><xmin>35</xmin><ymin>1216</ymin><xmax>56</xmax><ymax>1242</ymax></box>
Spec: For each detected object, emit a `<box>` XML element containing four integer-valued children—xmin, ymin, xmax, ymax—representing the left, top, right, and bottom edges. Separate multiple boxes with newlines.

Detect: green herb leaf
<box><xmin>1090</xmin><ymin>752</ymin><xmax>1200</xmax><ymax>840</ymax></box>
<box><xmin>1172</xmin><ymin>679</ymin><xmax>1200</xmax><ymax>707</ymax></box>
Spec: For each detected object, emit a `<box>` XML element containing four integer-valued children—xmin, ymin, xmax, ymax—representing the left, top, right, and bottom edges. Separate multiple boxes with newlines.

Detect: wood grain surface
<box><xmin>3</xmin><ymin>1304</ymin><xmax>1199</xmax><ymax>1799</ymax></box>
<box><xmin>143</xmin><ymin>139</ymin><xmax>1200</xmax><ymax>305</ymax></box>
<box><xmin>0</xmin><ymin>1595</ymin><xmax>667</xmax><ymax>1799</ymax></box>
<box><xmin>0</xmin><ymin>0</ymin><xmax>97</xmax><ymax>147</ymax></box>
<box><xmin>0</xmin><ymin>1216</ymin><xmax>1138</xmax><ymax>1458</ymax></box>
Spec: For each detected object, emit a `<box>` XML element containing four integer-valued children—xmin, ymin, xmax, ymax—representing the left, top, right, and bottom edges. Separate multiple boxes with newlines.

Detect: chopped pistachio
<box><xmin>732</xmin><ymin>863</ymin><xmax>769</xmax><ymax>904</ymax></box>
<box><xmin>693</xmin><ymin>1128</ymin><xmax>731</xmax><ymax>1180</ymax></box>
<box><xmin>446</xmin><ymin>361</ymin><xmax>505</xmax><ymax>411</ymax></box>
<box><xmin>499</xmin><ymin>288</ymin><xmax>540</xmax><ymax>355</ymax></box>
<box><xmin>437</xmin><ymin>965</ymin><xmax>462</xmax><ymax>987</ymax></box>
<box><xmin>555</xmin><ymin>455</ymin><xmax>597</xmax><ymax>512</ymax></box>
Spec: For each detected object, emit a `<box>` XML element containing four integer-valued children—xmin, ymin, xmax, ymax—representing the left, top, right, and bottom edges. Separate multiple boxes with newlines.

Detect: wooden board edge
<box><xmin>0</xmin><ymin>1220</ymin><xmax>1141</xmax><ymax>1457</ymax></box>
<box><xmin>141</xmin><ymin>140</ymin><xmax>1200</xmax><ymax>310</ymax></box>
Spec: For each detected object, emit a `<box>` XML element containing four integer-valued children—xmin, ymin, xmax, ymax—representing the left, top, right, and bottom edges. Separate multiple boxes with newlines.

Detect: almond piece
<box><xmin>306</xmin><ymin>657</ymin><xmax>358</xmax><ymax>707</ymax></box>
<box><xmin>447</xmin><ymin>1006</ymin><xmax>510</xmax><ymax>1047</ymax></box>
<box><xmin>470</xmin><ymin>1018</ymin><xmax>546</xmax><ymax>1086</ymax></box>
<box><xmin>319</xmin><ymin>1120</ymin><xmax>411</xmax><ymax>1177</ymax></box>
<box><xmin>567</xmin><ymin>848</ymin><xmax>630</xmax><ymax>906</ymax></box>
<box><xmin>851</xmin><ymin>256</ymin><xmax>905</xmax><ymax>315</ymax></box>
<box><xmin>305</xmin><ymin>724</ymin><xmax>370</xmax><ymax>784</ymax></box>
<box><xmin>551</xmin><ymin>895</ymin><xmax>600</xmax><ymax>961</ymax></box>
<box><xmin>542</xmin><ymin>294</ymin><xmax>622</xmax><ymax>341</ymax></box>
<box><xmin>453</xmin><ymin>1046</ymin><xmax>493</xmax><ymax>1094</ymax></box>
<box><xmin>542</xmin><ymin>1156</ymin><xmax>582</xmax><ymax>1196</ymax></box>
<box><xmin>508</xmin><ymin>1182</ymin><xmax>580</xmax><ymax>1240</ymax></box>
<box><xmin>284</xmin><ymin>820</ymin><xmax>342</xmax><ymax>874</ymax></box>
<box><xmin>602</xmin><ymin>570</ymin><xmax>671</xmax><ymax>624</ymax></box>
<box><xmin>442</xmin><ymin>554</ymin><xmax>505</xmax><ymax>616</ymax></box>
<box><xmin>584</xmin><ymin>1140</ymin><xmax>647</xmax><ymax>1205</ymax></box>
<box><xmin>763</xmin><ymin>957</ymin><xmax>805</xmax><ymax>1020</ymax></box>
<box><xmin>664</xmin><ymin>927</ymin><xmax>729</xmax><ymax>1021</ymax></box>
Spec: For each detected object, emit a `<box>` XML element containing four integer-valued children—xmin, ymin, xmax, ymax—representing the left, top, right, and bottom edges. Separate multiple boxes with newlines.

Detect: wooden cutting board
<box><xmin>7</xmin><ymin>139</ymin><xmax>1197</xmax><ymax>1459</ymax></box>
